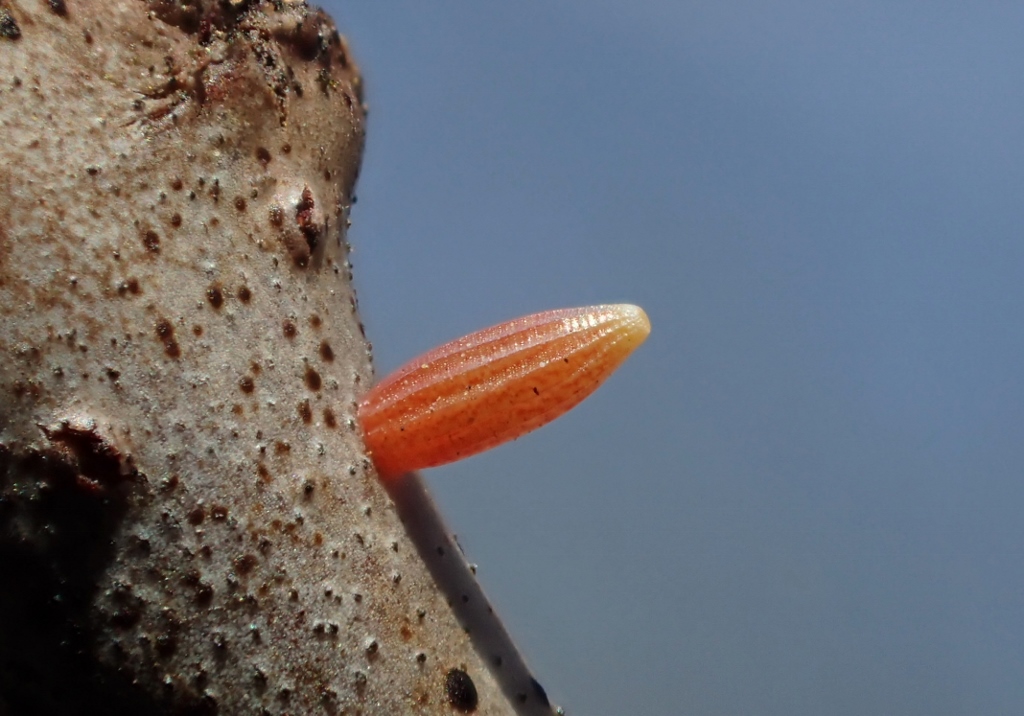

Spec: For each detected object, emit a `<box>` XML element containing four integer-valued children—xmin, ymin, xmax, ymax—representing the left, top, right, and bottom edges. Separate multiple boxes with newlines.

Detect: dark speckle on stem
<box><xmin>445</xmin><ymin>668</ymin><xmax>479</xmax><ymax>712</ymax></box>
<box><xmin>0</xmin><ymin>10</ymin><xmax>21</xmax><ymax>39</ymax></box>
<box><xmin>319</xmin><ymin>340</ymin><xmax>333</xmax><ymax>362</ymax></box>
<box><xmin>207</xmin><ymin>285</ymin><xmax>224</xmax><ymax>309</ymax></box>
<box><xmin>304</xmin><ymin>367</ymin><xmax>321</xmax><ymax>392</ymax></box>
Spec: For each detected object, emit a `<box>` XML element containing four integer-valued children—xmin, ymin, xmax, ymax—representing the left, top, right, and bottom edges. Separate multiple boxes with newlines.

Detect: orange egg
<box><xmin>357</xmin><ymin>304</ymin><xmax>651</xmax><ymax>478</ymax></box>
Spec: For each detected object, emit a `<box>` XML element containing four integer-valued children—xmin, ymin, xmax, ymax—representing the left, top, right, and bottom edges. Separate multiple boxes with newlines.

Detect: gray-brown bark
<box><xmin>0</xmin><ymin>2</ymin><xmax>557</xmax><ymax>714</ymax></box>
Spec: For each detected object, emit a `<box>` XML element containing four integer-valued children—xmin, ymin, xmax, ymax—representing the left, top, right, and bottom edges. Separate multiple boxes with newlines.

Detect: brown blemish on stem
<box><xmin>154</xmin><ymin>318</ymin><xmax>180</xmax><ymax>359</ymax></box>
<box><xmin>0</xmin><ymin>9</ymin><xmax>21</xmax><ymax>40</ymax></box>
<box><xmin>142</xmin><ymin>229</ymin><xmax>160</xmax><ymax>254</ymax></box>
<box><xmin>319</xmin><ymin>340</ymin><xmax>334</xmax><ymax>362</ymax></box>
<box><xmin>207</xmin><ymin>285</ymin><xmax>224</xmax><ymax>309</ymax></box>
<box><xmin>303</xmin><ymin>366</ymin><xmax>322</xmax><ymax>392</ymax></box>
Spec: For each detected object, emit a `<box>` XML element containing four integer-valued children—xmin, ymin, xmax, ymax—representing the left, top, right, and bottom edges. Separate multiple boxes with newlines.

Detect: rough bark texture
<box><xmin>0</xmin><ymin>2</ymin><xmax>558</xmax><ymax>715</ymax></box>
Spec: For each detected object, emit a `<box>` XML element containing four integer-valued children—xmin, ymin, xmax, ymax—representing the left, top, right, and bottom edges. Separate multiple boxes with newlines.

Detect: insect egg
<box><xmin>357</xmin><ymin>304</ymin><xmax>651</xmax><ymax>478</ymax></box>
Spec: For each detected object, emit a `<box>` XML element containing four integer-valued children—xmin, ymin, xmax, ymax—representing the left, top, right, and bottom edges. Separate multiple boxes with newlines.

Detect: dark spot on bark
<box><xmin>142</xmin><ymin>230</ymin><xmax>160</xmax><ymax>253</ymax></box>
<box><xmin>171</xmin><ymin>177</ymin><xmax>183</xmax><ymax>191</ymax></box>
<box><xmin>256</xmin><ymin>463</ymin><xmax>271</xmax><ymax>482</ymax></box>
<box><xmin>445</xmin><ymin>669</ymin><xmax>478</xmax><ymax>712</ymax></box>
<box><xmin>171</xmin><ymin>213</ymin><xmax>182</xmax><ymax>228</ymax></box>
<box><xmin>155</xmin><ymin>318</ymin><xmax>180</xmax><ymax>358</ymax></box>
<box><xmin>323</xmin><ymin>408</ymin><xmax>336</xmax><ymax>428</ymax></box>
<box><xmin>48</xmin><ymin>0</ymin><xmax>68</xmax><ymax>17</ymax></box>
<box><xmin>155</xmin><ymin>633</ymin><xmax>177</xmax><ymax>657</ymax></box>
<box><xmin>281</xmin><ymin>230</ymin><xmax>311</xmax><ymax>267</ymax></box>
<box><xmin>192</xmin><ymin>324</ymin><xmax>203</xmax><ymax>336</ymax></box>
<box><xmin>296</xmin><ymin>186</ymin><xmax>319</xmax><ymax>250</ymax></box>
<box><xmin>318</xmin><ymin>340</ymin><xmax>334</xmax><ymax>362</ymax></box>
<box><xmin>273</xmin><ymin>441</ymin><xmax>291</xmax><ymax>455</ymax></box>
<box><xmin>210</xmin><ymin>505</ymin><xmax>228</xmax><ymax>520</ymax></box>
<box><xmin>105</xmin><ymin>368</ymin><xmax>120</xmax><ymax>382</ymax></box>
<box><xmin>233</xmin><ymin>554</ymin><xmax>258</xmax><ymax>576</ymax></box>
<box><xmin>250</xmin><ymin>361</ymin><xmax>261</xmax><ymax>375</ymax></box>
<box><xmin>86</xmin><ymin>166</ymin><xmax>100</xmax><ymax>176</ymax></box>
<box><xmin>196</xmin><ymin>16</ymin><xmax>214</xmax><ymax>45</ymax></box>
<box><xmin>273</xmin><ymin>187</ymin><xmax>322</xmax><ymax>268</ymax></box>
<box><xmin>239</xmin><ymin>376</ymin><xmax>254</xmax><ymax>394</ymax></box>
<box><xmin>195</xmin><ymin>581</ymin><xmax>214</xmax><ymax>607</ymax></box>
<box><xmin>188</xmin><ymin>506</ymin><xmax>205</xmax><ymax>525</ymax></box>
<box><xmin>309</xmin><ymin>314</ymin><xmax>322</xmax><ymax>329</ymax></box>
<box><xmin>281</xmin><ymin>143</ymin><xmax>291</xmax><ymax>154</ymax></box>
<box><xmin>234</xmin><ymin>196</ymin><xmax>247</xmax><ymax>212</ymax></box>
<box><xmin>117</xmin><ymin>278</ymin><xmax>141</xmax><ymax>296</ymax></box>
<box><xmin>0</xmin><ymin>10</ymin><xmax>21</xmax><ymax>39</ymax></box>
<box><xmin>109</xmin><ymin>583</ymin><xmax>144</xmax><ymax>629</ymax></box>
<box><xmin>237</xmin><ymin>285</ymin><xmax>251</xmax><ymax>303</ymax></box>
<box><xmin>207</xmin><ymin>285</ymin><xmax>224</xmax><ymax>308</ymax></box>
<box><xmin>256</xmin><ymin>147</ymin><xmax>271</xmax><ymax>165</ymax></box>
<box><xmin>298</xmin><ymin>400</ymin><xmax>312</xmax><ymax>423</ymax></box>
<box><xmin>282</xmin><ymin>320</ymin><xmax>296</xmax><ymax>338</ymax></box>
<box><xmin>304</xmin><ymin>366</ymin><xmax>321</xmax><ymax>391</ymax></box>
<box><xmin>281</xmin><ymin>13</ymin><xmax>328</xmax><ymax>61</ymax></box>
<box><xmin>11</xmin><ymin>380</ymin><xmax>42</xmax><ymax>400</ymax></box>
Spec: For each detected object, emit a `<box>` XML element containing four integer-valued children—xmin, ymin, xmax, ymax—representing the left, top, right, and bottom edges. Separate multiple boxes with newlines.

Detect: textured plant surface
<box><xmin>0</xmin><ymin>2</ymin><xmax>557</xmax><ymax>714</ymax></box>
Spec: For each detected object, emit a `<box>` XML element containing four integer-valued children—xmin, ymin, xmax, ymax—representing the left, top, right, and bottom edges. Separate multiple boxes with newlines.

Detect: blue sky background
<box><xmin>327</xmin><ymin>3</ymin><xmax>1024</xmax><ymax>714</ymax></box>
